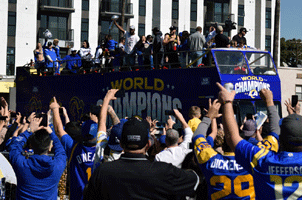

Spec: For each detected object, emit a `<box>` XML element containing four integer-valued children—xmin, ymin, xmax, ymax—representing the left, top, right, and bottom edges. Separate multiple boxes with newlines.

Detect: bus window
<box><xmin>238</xmin><ymin>101</ymin><xmax>255</xmax><ymax>124</ymax></box>
<box><xmin>246</xmin><ymin>53</ymin><xmax>277</xmax><ymax>75</ymax></box>
<box><xmin>255</xmin><ymin>101</ymin><xmax>267</xmax><ymax>115</ymax></box>
<box><xmin>214</xmin><ymin>51</ymin><xmax>248</xmax><ymax>75</ymax></box>
<box><xmin>255</xmin><ymin>100</ymin><xmax>282</xmax><ymax>118</ymax></box>
<box><xmin>274</xmin><ymin>101</ymin><xmax>282</xmax><ymax>118</ymax></box>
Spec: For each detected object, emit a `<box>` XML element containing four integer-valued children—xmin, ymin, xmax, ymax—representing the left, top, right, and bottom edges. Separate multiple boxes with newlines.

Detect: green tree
<box><xmin>280</xmin><ymin>38</ymin><xmax>302</xmax><ymax>67</ymax></box>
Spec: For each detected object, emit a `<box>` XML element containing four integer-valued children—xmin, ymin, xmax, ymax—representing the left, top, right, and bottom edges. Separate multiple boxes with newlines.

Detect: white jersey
<box><xmin>124</xmin><ymin>31</ymin><xmax>140</xmax><ymax>54</ymax></box>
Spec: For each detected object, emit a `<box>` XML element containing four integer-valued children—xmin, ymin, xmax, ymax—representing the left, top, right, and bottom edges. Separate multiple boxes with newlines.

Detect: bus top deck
<box><xmin>16</xmin><ymin>47</ymin><xmax>281</xmax><ymax>126</ymax></box>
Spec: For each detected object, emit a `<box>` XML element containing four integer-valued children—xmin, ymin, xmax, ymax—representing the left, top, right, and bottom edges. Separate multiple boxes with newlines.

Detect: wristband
<box><xmin>222</xmin><ymin>100</ymin><xmax>233</xmax><ymax>105</ymax></box>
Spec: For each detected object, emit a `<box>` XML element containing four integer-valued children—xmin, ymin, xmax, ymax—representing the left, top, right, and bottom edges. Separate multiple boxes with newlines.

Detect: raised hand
<box><xmin>50</xmin><ymin>97</ymin><xmax>60</xmax><ymax>110</ymax></box>
<box><xmin>259</xmin><ymin>89</ymin><xmax>274</xmax><ymax>107</ymax></box>
<box><xmin>216</xmin><ymin>82</ymin><xmax>236</xmax><ymax>104</ymax></box>
<box><xmin>206</xmin><ymin>99</ymin><xmax>222</xmax><ymax>120</ymax></box>
<box><xmin>285</xmin><ymin>98</ymin><xmax>295</xmax><ymax>115</ymax></box>
<box><xmin>104</xmin><ymin>89</ymin><xmax>119</xmax><ymax>102</ymax></box>
<box><xmin>166</xmin><ymin>116</ymin><xmax>176</xmax><ymax>129</ymax></box>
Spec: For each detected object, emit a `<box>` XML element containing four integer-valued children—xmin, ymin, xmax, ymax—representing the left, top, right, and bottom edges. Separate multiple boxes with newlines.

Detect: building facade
<box><xmin>1</xmin><ymin>0</ymin><xmax>277</xmax><ymax>76</ymax></box>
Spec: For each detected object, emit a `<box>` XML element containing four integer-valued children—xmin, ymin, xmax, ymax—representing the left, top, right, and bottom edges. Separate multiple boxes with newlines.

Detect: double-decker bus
<box><xmin>16</xmin><ymin>48</ymin><xmax>281</xmax><ymax>125</ymax></box>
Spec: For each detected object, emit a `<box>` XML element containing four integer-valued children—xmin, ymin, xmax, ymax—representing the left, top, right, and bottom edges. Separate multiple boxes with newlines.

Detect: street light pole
<box><xmin>273</xmin><ymin>0</ymin><xmax>280</xmax><ymax>67</ymax></box>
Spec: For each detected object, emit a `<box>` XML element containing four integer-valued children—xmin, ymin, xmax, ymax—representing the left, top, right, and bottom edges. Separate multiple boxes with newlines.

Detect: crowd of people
<box><xmin>32</xmin><ymin>22</ymin><xmax>250</xmax><ymax>75</ymax></box>
<box><xmin>0</xmin><ymin>80</ymin><xmax>301</xmax><ymax>199</ymax></box>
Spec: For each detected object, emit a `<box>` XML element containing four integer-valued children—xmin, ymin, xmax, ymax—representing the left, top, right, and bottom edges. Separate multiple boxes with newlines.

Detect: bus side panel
<box><xmin>16</xmin><ymin>67</ymin><xmax>221</xmax><ymax>123</ymax></box>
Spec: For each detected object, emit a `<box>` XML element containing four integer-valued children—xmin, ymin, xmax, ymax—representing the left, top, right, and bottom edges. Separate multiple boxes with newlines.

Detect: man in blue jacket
<box><xmin>44</xmin><ymin>41</ymin><xmax>59</xmax><ymax>74</ymax></box>
<box><xmin>61</xmin><ymin>48</ymin><xmax>82</xmax><ymax>74</ymax></box>
<box><xmin>9</xmin><ymin>115</ymin><xmax>67</xmax><ymax>200</ymax></box>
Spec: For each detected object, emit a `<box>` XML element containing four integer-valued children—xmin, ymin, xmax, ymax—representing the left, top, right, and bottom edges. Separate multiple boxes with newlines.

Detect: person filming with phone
<box><xmin>154</xmin><ymin>109</ymin><xmax>194</xmax><ymax>168</ymax></box>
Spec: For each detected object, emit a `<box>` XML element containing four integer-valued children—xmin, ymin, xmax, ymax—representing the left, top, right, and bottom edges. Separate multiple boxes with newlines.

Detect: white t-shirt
<box><xmin>124</xmin><ymin>31</ymin><xmax>140</xmax><ymax>54</ymax></box>
<box><xmin>155</xmin><ymin>127</ymin><xmax>193</xmax><ymax>168</ymax></box>
<box><xmin>79</xmin><ymin>47</ymin><xmax>92</xmax><ymax>58</ymax></box>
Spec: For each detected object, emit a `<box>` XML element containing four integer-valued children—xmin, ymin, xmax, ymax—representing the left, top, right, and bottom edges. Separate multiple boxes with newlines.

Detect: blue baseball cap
<box><xmin>81</xmin><ymin>120</ymin><xmax>98</xmax><ymax>141</ymax></box>
<box><xmin>108</xmin><ymin>119</ymin><xmax>128</xmax><ymax>151</ymax></box>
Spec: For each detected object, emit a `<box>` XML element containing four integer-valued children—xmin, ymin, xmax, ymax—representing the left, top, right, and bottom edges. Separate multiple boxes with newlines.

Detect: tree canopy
<box><xmin>281</xmin><ymin>37</ymin><xmax>302</xmax><ymax>67</ymax></box>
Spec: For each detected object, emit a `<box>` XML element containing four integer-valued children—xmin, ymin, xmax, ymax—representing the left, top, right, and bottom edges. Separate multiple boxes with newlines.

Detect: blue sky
<box><xmin>281</xmin><ymin>0</ymin><xmax>302</xmax><ymax>40</ymax></box>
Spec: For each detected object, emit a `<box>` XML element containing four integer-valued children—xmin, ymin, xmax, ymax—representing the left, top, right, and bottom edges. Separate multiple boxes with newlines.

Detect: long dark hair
<box><xmin>82</xmin><ymin>40</ymin><xmax>90</xmax><ymax>48</ymax></box>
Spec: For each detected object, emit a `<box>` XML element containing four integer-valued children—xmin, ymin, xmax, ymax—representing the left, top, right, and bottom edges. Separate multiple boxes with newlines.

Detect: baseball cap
<box><xmin>242</xmin><ymin>119</ymin><xmax>256</xmax><ymax>137</ymax></box>
<box><xmin>71</xmin><ymin>48</ymin><xmax>77</xmax><ymax>52</ymax></box>
<box><xmin>121</xmin><ymin>117</ymin><xmax>150</xmax><ymax>150</ymax></box>
<box><xmin>108</xmin><ymin>119</ymin><xmax>128</xmax><ymax>152</ymax></box>
<box><xmin>81</xmin><ymin>120</ymin><xmax>98</xmax><ymax>141</ymax></box>
<box><xmin>280</xmin><ymin>114</ymin><xmax>302</xmax><ymax>145</ymax></box>
<box><xmin>217</xmin><ymin>25</ymin><xmax>223</xmax><ymax>32</ymax></box>
<box><xmin>130</xmin><ymin>25</ymin><xmax>135</xmax><ymax>30</ymax></box>
<box><xmin>169</xmin><ymin>26</ymin><xmax>177</xmax><ymax>30</ymax></box>
<box><xmin>240</xmin><ymin>28</ymin><xmax>248</xmax><ymax>33</ymax></box>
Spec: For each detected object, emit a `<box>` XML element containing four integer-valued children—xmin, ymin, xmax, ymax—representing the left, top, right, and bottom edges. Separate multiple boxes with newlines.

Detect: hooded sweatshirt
<box><xmin>9</xmin><ymin>130</ymin><xmax>66</xmax><ymax>200</ymax></box>
<box><xmin>153</xmin><ymin>31</ymin><xmax>164</xmax><ymax>53</ymax></box>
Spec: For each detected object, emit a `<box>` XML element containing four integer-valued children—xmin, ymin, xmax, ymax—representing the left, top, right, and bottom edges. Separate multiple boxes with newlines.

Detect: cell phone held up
<box><xmin>59</xmin><ymin>108</ymin><xmax>64</xmax><ymax>115</ymax></box>
<box><xmin>115</xmin><ymin>89</ymin><xmax>125</xmax><ymax>98</ymax></box>
<box><xmin>35</xmin><ymin>113</ymin><xmax>48</xmax><ymax>127</ymax></box>
<box><xmin>292</xmin><ymin>95</ymin><xmax>298</xmax><ymax>107</ymax></box>
<box><xmin>165</xmin><ymin>110</ymin><xmax>175</xmax><ymax>116</ymax></box>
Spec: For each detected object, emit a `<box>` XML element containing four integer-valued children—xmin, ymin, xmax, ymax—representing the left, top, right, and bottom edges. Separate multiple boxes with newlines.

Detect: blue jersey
<box><xmin>235</xmin><ymin>132</ymin><xmax>302</xmax><ymax>200</ymax></box>
<box><xmin>61</xmin><ymin>135</ymin><xmax>95</xmax><ymax>200</ymax></box>
<box><xmin>193</xmin><ymin>134</ymin><xmax>255</xmax><ymax>200</ymax></box>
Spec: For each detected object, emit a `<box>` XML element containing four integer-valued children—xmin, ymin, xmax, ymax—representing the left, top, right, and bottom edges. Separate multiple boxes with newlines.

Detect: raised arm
<box><xmin>259</xmin><ymin>89</ymin><xmax>280</xmax><ymax>136</ymax></box>
<box><xmin>193</xmin><ymin>99</ymin><xmax>221</xmax><ymax>139</ymax></box>
<box><xmin>98</xmin><ymin>89</ymin><xmax>119</xmax><ymax>133</ymax></box>
<box><xmin>216</xmin><ymin>82</ymin><xmax>242</xmax><ymax>151</ymax></box>
<box><xmin>113</xmin><ymin>20</ymin><xmax>125</xmax><ymax>33</ymax></box>
<box><xmin>107</xmin><ymin>105</ymin><xmax>120</xmax><ymax>126</ymax></box>
<box><xmin>50</xmin><ymin>97</ymin><xmax>67</xmax><ymax>139</ymax></box>
<box><xmin>174</xmin><ymin>109</ymin><xmax>192</xmax><ymax>148</ymax></box>
<box><xmin>62</xmin><ymin>107</ymin><xmax>70</xmax><ymax>124</ymax></box>
<box><xmin>208</xmin><ymin>118</ymin><xmax>218</xmax><ymax>140</ymax></box>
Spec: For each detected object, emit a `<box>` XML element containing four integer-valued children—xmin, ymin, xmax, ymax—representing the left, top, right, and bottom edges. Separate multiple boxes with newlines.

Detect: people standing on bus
<box><xmin>61</xmin><ymin>48</ymin><xmax>82</xmax><ymax>74</ymax></box>
<box><xmin>232</xmin><ymin>28</ymin><xmax>248</xmax><ymax>46</ymax></box>
<box><xmin>152</xmin><ymin>27</ymin><xmax>164</xmax><ymax>70</ymax></box>
<box><xmin>52</xmin><ymin>39</ymin><xmax>61</xmax><ymax>75</ymax></box>
<box><xmin>189</xmin><ymin>26</ymin><xmax>206</xmax><ymax>67</ymax></box>
<box><xmin>53</xmin><ymin>39</ymin><xmax>60</xmax><ymax>60</ymax></box>
<box><xmin>80</xmin><ymin>40</ymin><xmax>93</xmax><ymax>71</ymax></box>
<box><xmin>205</xmin><ymin>26</ymin><xmax>216</xmax><ymax>47</ymax></box>
<box><xmin>144</xmin><ymin>35</ymin><xmax>153</xmax><ymax>70</ymax></box>
<box><xmin>135</xmin><ymin>35</ymin><xmax>147</xmax><ymax>69</ymax></box>
<box><xmin>44</xmin><ymin>41</ymin><xmax>58</xmax><ymax>74</ymax></box>
<box><xmin>113</xmin><ymin>20</ymin><xmax>140</xmax><ymax>70</ymax></box>
<box><xmin>177</xmin><ymin>31</ymin><xmax>190</xmax><ymax>68</ymax></box>
<box><xmin>163</xmin><ymin>26</ymin><xmax>180</xmax><ymax>69</ymax></box>
<box><xmin>215</xmin><ymin>26</ymin><xmax>230</xmax><ymax>48</ymax></box>
<box><xmin>34</xmin><ymin>42</ymin><xmax>45</xmax><ymax>76</ymax></box>
<box><xmin>106</xmin><ymin>35</ymin><xmax>118</xmax><ymax>52</ymax></box>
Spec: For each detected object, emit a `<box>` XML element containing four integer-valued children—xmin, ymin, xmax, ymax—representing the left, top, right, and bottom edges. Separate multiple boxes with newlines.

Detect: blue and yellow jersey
<box><xmin>193</xmin><ymin>134</ymin><xmax>255</xmax><ymax>200</ymax></box>
<box><xmin>61</xmin><ymin>134</ymin><xmax>96</xmax><ymax>200</ymax></box>
<box><xmin>255</xmin><ymin>132</ymin><xmax>279</xmax><ymax>153</ymax></box>
<box><xmin>235</xmin><ymin>131</ymin><xmax>302</xmax><ymax>200</ymax></box>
